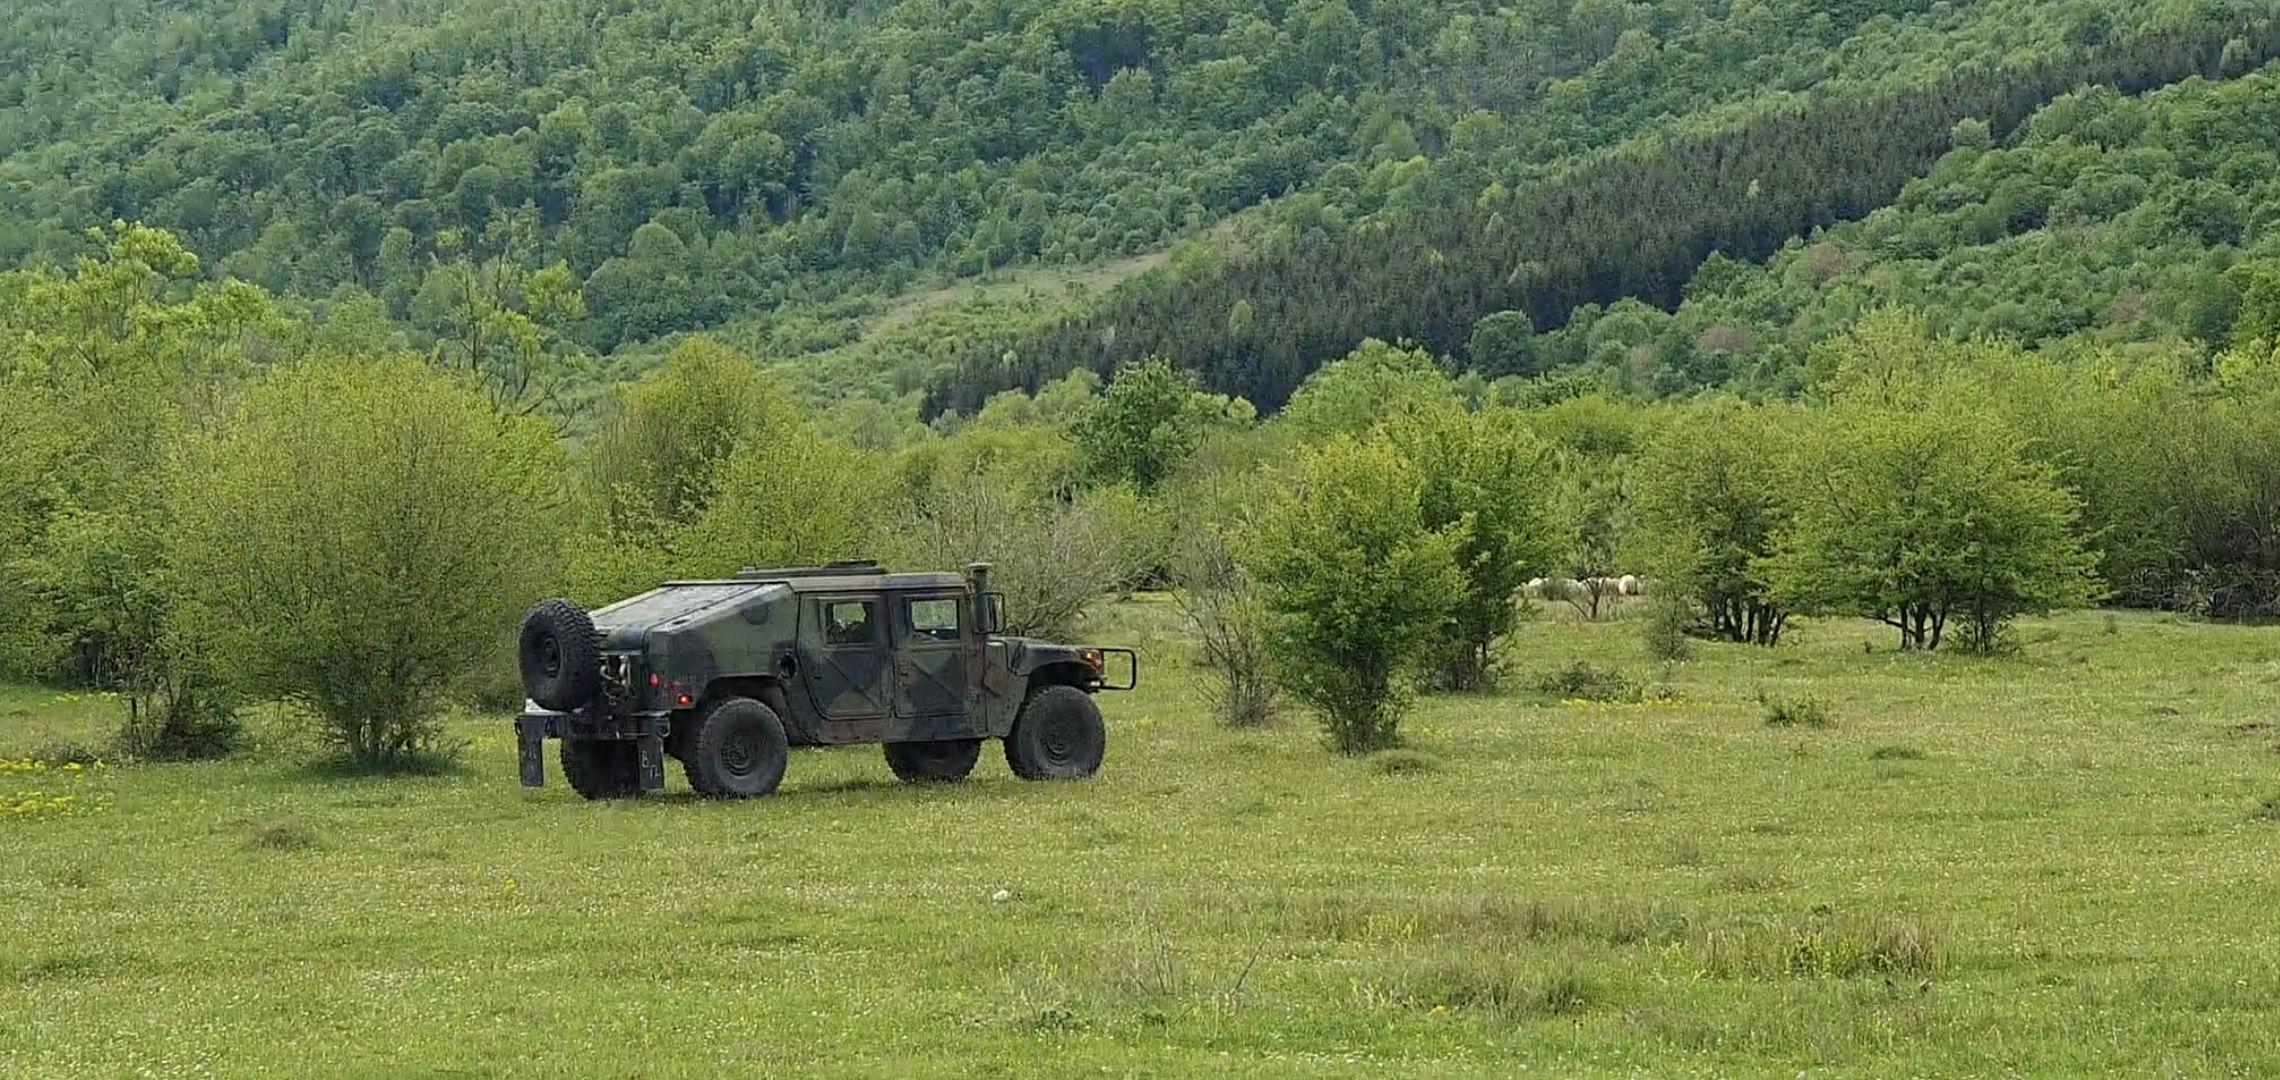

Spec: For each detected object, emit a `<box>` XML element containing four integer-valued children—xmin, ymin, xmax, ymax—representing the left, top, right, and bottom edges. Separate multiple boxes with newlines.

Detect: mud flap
<box><xmin>637</xmin><ymin>734</ymin><xmax>666</xmax><ymax>794</ymax></box>
<box><xmin>517</xmin><ymin>715</ymin><xmax>547</xmax><ymax>787</ymax></box>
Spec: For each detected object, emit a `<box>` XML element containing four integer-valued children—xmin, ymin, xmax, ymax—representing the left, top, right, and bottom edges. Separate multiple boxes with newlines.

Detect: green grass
<box><xmin>4</xmin><ymin>602</ymin><xmax>2280</xmax><ymax>1075</ymax></box>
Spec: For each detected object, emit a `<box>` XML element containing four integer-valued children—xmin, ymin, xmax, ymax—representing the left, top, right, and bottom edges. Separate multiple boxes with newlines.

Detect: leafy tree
<box><xmin>1627</xmin><ymin>402</ymin><xmax>1797</xmax><ymax>644</ymax></box>
<box><xmin>1070</xmin><ymin>358</ymin><xmax>1225</xmax><ymax>492</ymax></box>
<box><xmin>1764</xmin><ymin>397</ymin><xmax>2101</xmax><ymax>651</ymax></box>
<box><xmin>1243</xmin><ymin>431</ymin><xmax>1464</xmax><ymax>754</ymax></box>
<box><xmin>169</xmin><ymin>358</ymin><xmax>563</xmax><ymax>767</ymax></box>
<box><xmin>414</xmin><ymin>253</ymin><xmax>592</xmax><ymax>419</ymax></box>
<box><xmin>1276</xmin><ymin>339</ymin><xmax>1456</xmax><ymax>440</ymax></box>
<box><xmin>1466</xmin><ymin>309</ymin><xmax>1541</xmax><ymax>378</ymax></box>
<box><xmin>1384</xmin><ymin>404</ymin><xmax>1559</xmax><ymax>687</ymax></box>
<box><xmin>1551</xmin><ymin>464</ymin><xmax>1631</xmax><ymax>622</ymax></box>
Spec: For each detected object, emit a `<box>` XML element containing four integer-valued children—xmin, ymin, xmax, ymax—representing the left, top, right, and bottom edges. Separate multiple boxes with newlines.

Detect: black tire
<box><xmin>1005</xmin><ymin>685</ymin><xmax>1107</xmax><ymax>781</ymax></box>
<box><xmin>688</xmin><ymin>696</ymin><xmax>789</xmax><ymax>799</ymax></box>
<box><xmin>520</xmin><ymin>599</ymin><xmax>602</xmax><ymax>712</ymax></box>
<box><xmin>560</xmin><ymin>739</ymin><xmax>641</xmax><ymax>800</ymax></box>
<box><xmin>884</xmin><ymin>739</ymin><xmax>982</xmax><ymax>783</ymax></box>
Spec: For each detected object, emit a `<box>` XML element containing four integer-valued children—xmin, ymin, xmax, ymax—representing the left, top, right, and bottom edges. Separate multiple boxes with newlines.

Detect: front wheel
<box><xmin>687</xmin><ymin>696</ymin><xmax>789</xmax><ymax>799</ymax></box>
<box><xmin>884</xmin><ymin>739</ymin><xmax>982</xmax><ymax>783</ymax></box>
<box><xmin>561</xmin><ymin>738</ymin><xmax>641</xmax><ymax>800</ymax></box>
<box><xmin>1005</xmin><ymin>685</ymin><xmax>1106</xmax><ymax>781</ymax></box>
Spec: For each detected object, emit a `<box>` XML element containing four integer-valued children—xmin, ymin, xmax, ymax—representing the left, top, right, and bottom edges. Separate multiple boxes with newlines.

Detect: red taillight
<box><xmin>676</xmin><ymin>693</ymin><xmax>693</xmax><ymax>707</ymax></box>
<box><xmin>649</xmin><ymin>673</ymin><xmax>661</xmax><ymax>687</ymax></box>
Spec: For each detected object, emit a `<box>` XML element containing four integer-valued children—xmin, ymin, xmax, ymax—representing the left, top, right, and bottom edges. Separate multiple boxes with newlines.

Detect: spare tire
<box><xmin>520</xmin><ymin>598</ymin><xmax>602</xmax><ymax>711</ymax></box>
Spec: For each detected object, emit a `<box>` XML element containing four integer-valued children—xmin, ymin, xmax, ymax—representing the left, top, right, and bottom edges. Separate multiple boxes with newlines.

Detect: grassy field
<box><xmin>3</xmin><ymin>599</ymin><xmax>2278</xmax><ymax>1076</ymax></box>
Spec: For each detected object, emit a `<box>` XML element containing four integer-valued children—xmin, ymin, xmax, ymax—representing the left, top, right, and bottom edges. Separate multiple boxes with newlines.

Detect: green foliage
<box><xmin>569</xmin><ymin>336</ymin><xmax>879</xmax><ymax>601</ymax></box>
<box><xmin>1071</xmin><ymin>358</ymin><xmax>1227</xmax><ymax>493</ymax></box>
<box><xmin>1764</xmin><ymin>389</ymin><xmax>2101</xmax><ymax>652</ymax></box>
<box><xmin>1628</xmin><ymin>402</ymin><xmax>1796</xmax><ymax>645</ymax></box>
<box><xmin>884</xmin><ymin>476</ymin><xmax>1152</xmax><ymax>640</ymax></box>
<box><xmin>1467</xmin><ymin>310</ymin><xmax>1541</xmax><ymax>378</ymax></box>
<box><xmin>1276</xmin><ymin>340</ymin><xmax>1456</xmax><ymax>441</ymax></box>
<box><xmin>168</xmin><ymin>358</ymin><xmax>563</xmax><ymax>768</ymax></box>
<box><xmin>1243</xmin><ymin>432</ymin><xmax>1463</xmax><ymax>754</ymax></box>
<box><xmin>1617</xmin><ymin>69</ymin><xmax>2280</xmax><ymax>395</ymax></box>
<box><xmin>1532</xmin><ymin>661</ymin><xmax>1644</xmax><ymax>704</ymax></box>
<box><xmin>1168</xmin><ymin>525</ymin><xmax>1277</xmax><ymax>728</ymax></box>
<box><xmin>1384</xmin><ymin>404</ymin><xmax>1558</xmax><ymax>688</ymax></box>
<box><xmin>934</xmin><ymin>10</ymin><xmax>2280</xmax><ymax>412</ymax></box>
<box><xmin>1758</xmin><ymin>692</ymin><xmax>1833</xmax><ymax>729</ymax></box>
<box><xmin>1550</xmin><ymin>466</ymin><xmax>1631</xmax><ymax>622</ymax></box>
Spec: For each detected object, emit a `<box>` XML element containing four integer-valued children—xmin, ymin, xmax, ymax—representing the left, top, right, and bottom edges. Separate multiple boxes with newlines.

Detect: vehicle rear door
<box><xmin>893</xmin><ymin>591</ymin><xmax>978</xmax><ymax>726</ymax></box>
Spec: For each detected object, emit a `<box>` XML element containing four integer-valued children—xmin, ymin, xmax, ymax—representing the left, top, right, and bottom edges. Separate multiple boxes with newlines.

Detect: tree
<box><xmin>1764</xmin><ymin>398</ymin><xmax>2100</xmax><ymax>651</ymax></box>
<box><xmin>1551</xmin><ymin>464</ymin><xmax>1630</xmax><ymax>622</ymax></box>
<box><xmin>1070</xmin><ymin>358</ymin><xmax>1227</xmax><ymax>492</ymax></box>
<box><xmin>886</xmin><ymin>475</ymin><xmax>1151</xmax><ymax>640</ymax></box>
<box><xmin>414</xmin><ymin>253</ymin><xmax>592</xmax><ymax>419</ymax></box>
<box><xmin>1384</xmin><ymin>404</ymin><xmax>1558</xmax><ymax>687</ymax></box>
<box><xmin>1243</xmin><ymin>432</ymin><xmax>1464</xmax><ymax>754</ymax></box>
<box><xmin>1168</xmin><ymin>520</ymin><xmax>1277</xmax><ymax>727</ymax></box>
<box><xmin>1628</xmin><ymin>402</ymin><xmax>1796</xmax><ymax>645</ymax></box>
<box><xmin>1467</xmin><ymin>309</ymin><xmax>1541</xmax><ymax>377</ymax></box>
<box><xmin>1276</xmin><ymin>340</ymin><xmax>1457</xmax><ymax>440</ymax></box>
<box><xmin>169</xmin><ymin>359</ymin><xmax>562</xmax><ymax>767</ymax></box>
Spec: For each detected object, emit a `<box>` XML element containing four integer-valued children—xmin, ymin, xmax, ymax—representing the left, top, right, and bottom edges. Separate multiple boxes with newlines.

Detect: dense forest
<box><xmin>928</xmin><ymin>3</ymin><xmax>2280</xmax><ymax>411</ymax></box>
<box><xmin>5</xmin><ymin>0</ymin><xmax>2269</xmax><ymax>404</ymax></box>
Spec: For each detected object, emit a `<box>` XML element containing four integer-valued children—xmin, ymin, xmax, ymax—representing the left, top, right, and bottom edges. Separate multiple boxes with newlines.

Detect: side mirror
<box><xmin>979</xmin><ymin>592</ymin><xmax>1005</xmax><ymax>635</ymax></box>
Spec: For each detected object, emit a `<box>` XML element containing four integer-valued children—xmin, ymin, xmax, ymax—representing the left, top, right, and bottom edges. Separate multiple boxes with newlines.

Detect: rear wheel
<box><xmin>884</xmin><ymin>739</ymin><xmax>982</xmax><ymax>783</ymax></box>
<box><xmin>688</xmin><ymin>696</ymin><xmax>789</xmax><ymax>799</ymax></box>
<box><xmin>560</xmin><ymin>738</ymin><xmax>641</xmax><ymax>800</ymax></box>
<box><xmin>1005</xmin><ymin>685</ymin><xmax>1106</xmax><ymax>781</ymax></box>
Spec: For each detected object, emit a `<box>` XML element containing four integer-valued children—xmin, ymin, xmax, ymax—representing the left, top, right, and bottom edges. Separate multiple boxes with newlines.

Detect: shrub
<box><xmin>1243</xmin><ymin>431</ymin><xmax>1463</xmax><ymax>754</ymax></box>
<box><xmin>1383</xmin><ymin>404</ymin><xmax>1558</xmax><ymax>689</ymax></box>
<box><xmin>1169</xmin><ymin>525</ymin><xmax>1277</xmax><ymax>727</ymax></box>
<box><xmin>1759</xmin><ymin>692</ymin><xmax>1834</xmax><ymax>728</ymax></box>
<box><xmin>168</xmin><ymin>358</ymin><xmax>561</xmax><ymax>769</ymax></box>
<box><xmin>1639</xmin><ymin>595</ymin><xmax>1695</xmax><ymax>663</ymax></box>
<box><xmin>888</xmin><ymin>473</ymin><xmax>1151</xmax><ymax>640</ymax></box>
<box><xmin>1533</xmin><ymin>661</ymin><xmax>1642</xmax><ymax>702</ymax></box>
<box><xmin>1765</xmin><ymin>366</ymin><xmax>2101</xmax><ymax>651</ymax></box>
<box><xmin>1626</xmin><ymin>401</ymin><xmax>1796</xmax><ymax>645</ymax></box>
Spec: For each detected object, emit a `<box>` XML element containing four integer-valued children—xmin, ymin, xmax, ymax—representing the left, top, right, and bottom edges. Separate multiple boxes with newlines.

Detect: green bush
<box><xmin>168</xmin><ymin>358</ymin><xmax>563</xmax><ymax>769</ymax></box>
<box><xmin>1759</xmin><ymin>692</ymin><xmax>1834</xmax><ymax>728</ymax></box>
<box><xmin>1244</xmin><ymin>430</ymin><xmax>1463</xmax><ymax>754</ymax></box>
<box><xmin>1533</xmin><ymin>661</ymin><xmax>1643</xmax><ymax>702</ymax></box>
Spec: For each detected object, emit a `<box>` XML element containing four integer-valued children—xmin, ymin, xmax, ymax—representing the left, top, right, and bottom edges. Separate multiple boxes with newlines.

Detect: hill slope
<box><xmin>923</xmin><ymin>3</ymin><xmax>2280</xmax><ymax>411</ymax></box>
<box><xmin>6</xmin><ymin>0</ymin><xmax>2266</xmax><ymax>386</ymax></box>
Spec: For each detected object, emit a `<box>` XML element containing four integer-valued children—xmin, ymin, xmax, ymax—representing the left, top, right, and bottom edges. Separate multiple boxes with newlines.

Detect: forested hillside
<box><xmin>6</xmin><ymin>0</ymin><xmax>2269</xmax><ymax>401</ymax></box>
<box><xmin>928</xmin><ymin>2</ymin><xmax>2280</xmax><ymax>411</ymax></box>
<box><xmin>1561</xmin><ymin>67</ymin><xmax>2280</xmax><ymax>394</ymax></box>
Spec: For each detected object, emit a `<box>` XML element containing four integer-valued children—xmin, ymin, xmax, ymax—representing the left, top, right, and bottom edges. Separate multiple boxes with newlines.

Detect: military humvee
<box><xmin>514</xmin><ymin>561</ymin><xmax>1134</xmax><ymax>800</ymax></box>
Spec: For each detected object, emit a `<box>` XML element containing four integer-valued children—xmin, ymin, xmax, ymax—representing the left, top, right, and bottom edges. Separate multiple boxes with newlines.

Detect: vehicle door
<box><xmin>893</xmin><ymin>591</ymin><xmax>977</xmax><ymax>726</ymax></box>
<box><xmin>798</xmin><ymin>595</ymin><xmax>891</xmax><ymax>722</ymax></box>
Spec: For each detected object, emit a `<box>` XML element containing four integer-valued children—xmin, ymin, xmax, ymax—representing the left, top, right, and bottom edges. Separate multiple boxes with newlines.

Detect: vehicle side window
<box><xmin>908</xmin><ymin>598</ymin><xmax>960</xmax><ymax>642</ymax></box>
<box><xmin>823</xmin><ymin>600</ymin><xmax>876</xmax><ymax>646</ymax></box>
